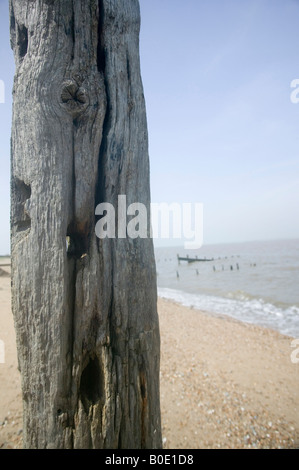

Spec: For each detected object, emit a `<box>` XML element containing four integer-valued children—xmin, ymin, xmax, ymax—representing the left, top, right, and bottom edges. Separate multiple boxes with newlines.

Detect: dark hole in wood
<box><xmin>57</xmin><ymin>409</ymin><xmax>62</xmax><ymax>416</ymax></box>
<box><xmin>97</xmin><ymin>0</ymin><xmax>106</xmax><ymax>73</ymax></box>
<box><xmin>13</xmin><ymin>178</ymin><xmax>31</xmax><ymax>233</ymax></box>
<box><xmin>16</xmin><ymin>218</ymin><xmax>31</xmax><ymax>233</ymax></box>
<box><xmin>140</xmin><ymin>382</ymin><xmax>146</xmax><ymax>399</ymax></box>
<box><xmin>66</xmin><ymin>226</ymin><xmax>87</xmax><ymax>259</ymax></box>
<box><xmin>10</xmin><ymin>6</ymin><xmax>16</xmax><ymax>31</ymax></box>
<box><xmin>80</xmin><ymin>356</ymin><xmax>104</xmax><ymax>414</ymax></box>
<box><xmin>17</xmin><ymin>23</ymin><xmax>28</xmax><ymax>58</ymax></box>
<box><xmin>14</xmin><ymin>178</ymin><xmax>31</xmax><ymax>201</ymax></box>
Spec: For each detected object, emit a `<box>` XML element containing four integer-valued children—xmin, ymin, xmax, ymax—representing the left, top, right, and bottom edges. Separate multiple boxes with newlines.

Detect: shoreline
<box><xmin>158</xmin><ymin>294</ymin><xmax>297</xmax><ymax>340</ymax></box>
<box><xmin>157</xmin><ymin>287</ymin><xmax>299</xmax><ymax>340</ymax></box>
<box><xmin>0</xmin><ymin>274</ymin><xmax>298</xmax><ymax>448</ymax></box>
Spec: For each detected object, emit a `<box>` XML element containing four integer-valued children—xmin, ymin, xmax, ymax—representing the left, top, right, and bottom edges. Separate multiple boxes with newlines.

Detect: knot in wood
<box><xmin>60</xmin><ymin>79</ymin><xmax>88</xmax><ymax>116</ymax></box>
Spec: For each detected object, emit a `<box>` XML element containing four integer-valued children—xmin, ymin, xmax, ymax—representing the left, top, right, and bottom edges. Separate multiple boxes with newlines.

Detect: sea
<box><xmin>154</xmin><ymin>239</ymin><xmax>299</xmax><ymax>338</ymax></box>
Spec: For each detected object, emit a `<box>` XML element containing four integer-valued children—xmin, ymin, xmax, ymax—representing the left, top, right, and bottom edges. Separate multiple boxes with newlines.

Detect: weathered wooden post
<box><xmin>10</xmin><ymin>0</ymin><xmax>162</xmax><ymax>449</ymax></box>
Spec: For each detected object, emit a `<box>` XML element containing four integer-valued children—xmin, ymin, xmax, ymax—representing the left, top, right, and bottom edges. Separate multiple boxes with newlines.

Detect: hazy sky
<box><xmin>1</xmin><ymin>0</ymin><xmax>299</xmax><ymax>253</ymax></box>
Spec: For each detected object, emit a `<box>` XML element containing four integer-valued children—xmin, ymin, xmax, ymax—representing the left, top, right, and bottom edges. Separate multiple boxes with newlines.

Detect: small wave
<box><xmin>158</xmin><ymin>287</ymin><xmax>299</xmax><ymax>337</ymax></box>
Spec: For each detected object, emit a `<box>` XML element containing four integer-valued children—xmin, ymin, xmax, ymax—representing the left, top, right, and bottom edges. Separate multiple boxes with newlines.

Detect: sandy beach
<box><xmin>0</xmin><ymin>265</ymin><xmax>298</xmax><ymax>449</ymax></box>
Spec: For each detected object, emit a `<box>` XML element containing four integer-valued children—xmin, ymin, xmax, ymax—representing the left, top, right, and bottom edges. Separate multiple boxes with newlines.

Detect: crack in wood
<box><xmin>97</xmin><ymin>0</ymin><xmax>106</xmax><ymax>73</ymax></box>
<box><xmin>139</xmin><ymin>363</ymin><xmax>148</xmax><ymax>449</ymax></box>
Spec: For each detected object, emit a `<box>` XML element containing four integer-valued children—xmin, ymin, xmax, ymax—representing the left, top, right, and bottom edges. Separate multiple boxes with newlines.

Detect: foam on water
<box><xmin>158</xmin><ymin>287</ymin><xmax>299</xmax><ymax>338</ymax></box>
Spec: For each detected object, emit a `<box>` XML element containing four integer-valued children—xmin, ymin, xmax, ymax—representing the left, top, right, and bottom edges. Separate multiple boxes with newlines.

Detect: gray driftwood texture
<box><xmin>9</xmin><ymin>0</ymin><xmax>162</xmax><ymax>449</ymax></box>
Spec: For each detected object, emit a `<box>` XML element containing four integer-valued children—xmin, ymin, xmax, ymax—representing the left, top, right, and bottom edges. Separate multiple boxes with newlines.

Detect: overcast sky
<box><xmin>1</xmin><ymin>0</ymin><xmax>299</xmax><ymax>253</ymax></box>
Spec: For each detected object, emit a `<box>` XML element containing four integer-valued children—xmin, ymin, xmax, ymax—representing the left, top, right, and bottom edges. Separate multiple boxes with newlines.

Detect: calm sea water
<box><xmin>155</xmin><ymin>239</ymin><xmax>299</xmax><ymax>338</ymax></box>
